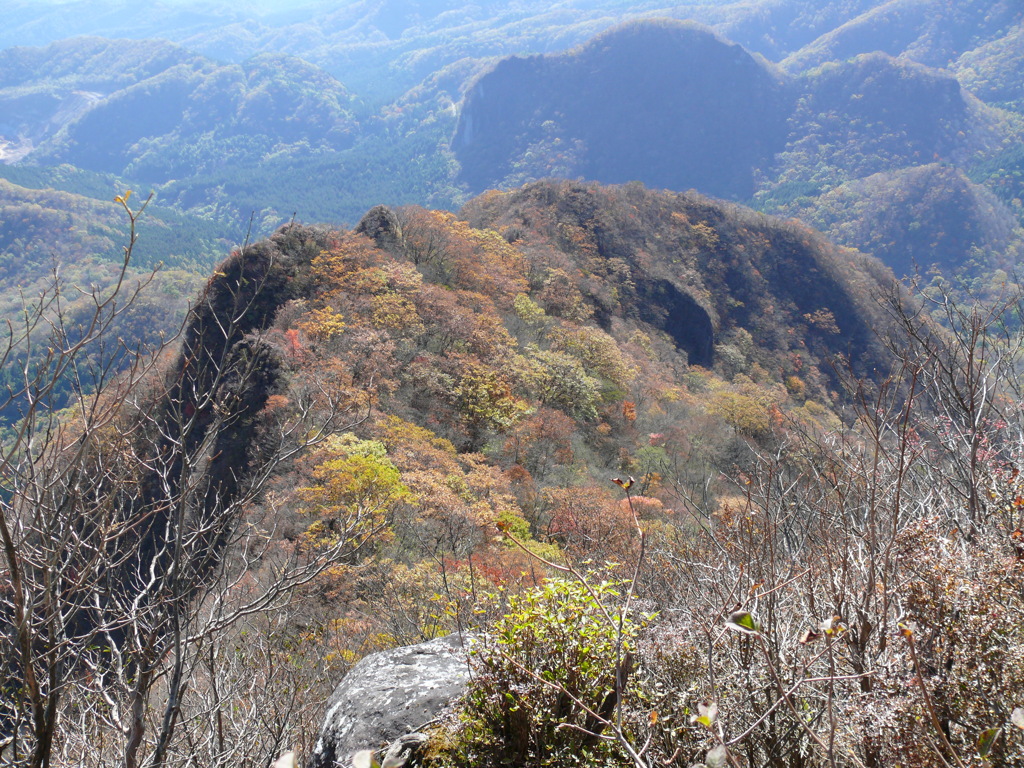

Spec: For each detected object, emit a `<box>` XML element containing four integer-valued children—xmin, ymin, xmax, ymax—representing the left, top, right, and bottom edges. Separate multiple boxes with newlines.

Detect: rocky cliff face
<box><xmin>91</xmin><ymin>223</ymin><xmax>325</xmax><ymax>645</ymax></box>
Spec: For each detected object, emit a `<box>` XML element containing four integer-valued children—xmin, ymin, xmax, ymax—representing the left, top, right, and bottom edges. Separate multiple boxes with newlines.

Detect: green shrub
<box><xmin>445</xmin><ymin>579</ymin><xmax>642</xmax><ymax>767</ymax></box>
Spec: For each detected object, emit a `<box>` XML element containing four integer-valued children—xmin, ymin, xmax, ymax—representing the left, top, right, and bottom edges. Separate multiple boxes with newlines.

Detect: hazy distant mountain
<box><xmin>774</xmin><ymin>52</ymin><xmax>1006</xmax><ymax>185</ymax></box>
<box><xmin>781</xmin><ymin>0</ymin><xmax>1023</xmax><ymax>73</ymax></box>
<box><xmin>0</xmin><ymin>0</ymin><xmax>972</xmax><ymax>99</ymax></box>
<box><xmin>2</xmin><ymin>0</ymin><xmax>1020</xmax><ymax>100</ymax></box>
<box><xmin>450</xmin><ymin>11</ymin><xmax>1022</xmax><ymax>279</ymax></box>
<box><xmin>454</xmin><ymin>20</ymin><xmax>792</xmax><ymax>200</ymax></box>
<box><xmin>451</xmin><ymin>19</ymin><xmax>1009</xmax><ymax>195</ymax></box>
<box><xmin>0</xmin><ymin>37</ymin><xmax>357</xmax><ymax>180</ymax></box>
<box><xmin>953</xmin><ymin>22</ymin><xmax>1024</xmax><ymax>113</ymax></box>
<box><xmin>761</xmin><ymin>164</ymin><xmax>1024</xmax><ymax>279</ymax></box>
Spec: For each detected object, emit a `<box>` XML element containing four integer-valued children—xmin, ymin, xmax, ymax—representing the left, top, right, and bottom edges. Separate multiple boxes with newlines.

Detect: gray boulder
<box><xmin>308</xmin><ymin>634</ymin><xmax>472</xmax><ymax>768</ymax></box>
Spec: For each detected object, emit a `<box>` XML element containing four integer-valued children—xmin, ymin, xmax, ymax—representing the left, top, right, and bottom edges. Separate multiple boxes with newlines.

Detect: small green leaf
<box><xmin>726</xmin><ymin>610</ymin><xmax>761</xmax><ymax>635</ymax></box>
<box><xmin>699</xmin><ymin>701</ymin><xmax>718</xmax><ymax>724</ymax></box>
<box><xmin>1012</xmin><ymin>708</ymin><xmax>1024</xmax><ymax>730</ymax></box>
<box><xmin>978</xmin><ymin>727</ymin><xmax>1002</xmax><ymax>758</ymax></box>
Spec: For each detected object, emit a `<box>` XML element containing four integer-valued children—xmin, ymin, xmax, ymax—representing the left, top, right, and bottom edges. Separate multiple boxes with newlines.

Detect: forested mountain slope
<box><xmin>781</xmin><ymin>0</ymin><xmax>1023</xmax><ymax>73</ymax></box>
<box><xmin>0</xmin><ymin>37</ymin><xmax>358</xmax><ymax>178</ymax></box>
<box><xmin>0</xmin><ymin>180</ymin><xmax>210</xmax><ymax>430</ymax></box>
<box><xmin>7</xmin><ymin>179</ymin><xmax>1024</xmax><ymax>768</ymax></box>
<box><xmin>454</xmin><ymin>14</ymin><xmax>1024</xmax><ymax>281</ymax></box>
<box><xmin>251</xmin><ymin>179</ymin><xmax>897</xmax><ymax>459</ymax></box>
<box><xmin>769</xmin><ymin>163</ymin><xmax>1023</xmax><ymax>279</ymax></box>
<box><xmin>0</xmin><ymin>0</ymin><xmax>898</xmax><ymax>97</ymax></box>
<box><xmin>1</xmin><ymin>2</ymin><xmax>1024</xmax><ymax>766</ymax></box>
<box><xmin>955</xmin><ymin>21</ymin><xmax>1024</xmax><ymax>113</ymax></box>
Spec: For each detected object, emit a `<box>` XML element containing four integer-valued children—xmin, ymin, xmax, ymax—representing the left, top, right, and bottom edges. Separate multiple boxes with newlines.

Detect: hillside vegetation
<box><xmin>8</xmin><ymin>181</ymin><xmax>1024</xmax><ymax>767</ymax></box>
<box><xmin>763</xmin><ymin>163</ymin><xmax>1024</xmax><ymax>279</ymax></box>
<box><xmin>0</xmin><ymin>181</ymin><xmax>209</xmax><ymax>430</ymax></box>
<box><xmin>2</xmin><ymin>1</ymin><xmax>1024</xmax><ymax>766</ymax></box>
<box><xmin>454</xmin><ymin>21</ymin><xmax>790</xmax><ymax>200</ymax></box>
<box><xmin>0</xmin><ymin>0</ymin><xmax>896</xmax><ymax>97</ymax></box>
<box><xmin>0</xmin><ymin>37</ymin><xmax>357</xmax><ymax>182</ymax></box>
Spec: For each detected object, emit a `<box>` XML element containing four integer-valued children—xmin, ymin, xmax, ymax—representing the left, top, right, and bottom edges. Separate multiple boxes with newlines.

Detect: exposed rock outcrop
<box><xmin>355</xmin><ymin>204</ymin><xmax>404</xmax><ymax>253</ymax></box>
<box><xmin>634</xmin><ymin>277</ymin><xmax>715</xmax><ymax>367</ymax></box>
<box><xmin>308</xmin><ymin>634</ymin><xmax>472</xmax><ymax>768</ymax></box>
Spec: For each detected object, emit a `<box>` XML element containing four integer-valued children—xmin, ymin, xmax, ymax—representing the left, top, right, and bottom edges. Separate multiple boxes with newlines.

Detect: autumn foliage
<box><xmin>15</xmin><ymin>181</ymin><xmax>1023</xmax><ymax>768</ymax></box>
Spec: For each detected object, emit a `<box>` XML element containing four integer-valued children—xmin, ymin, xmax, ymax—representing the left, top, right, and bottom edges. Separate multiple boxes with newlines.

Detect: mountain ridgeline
<box><xmin>3</xmin><ymin>3</ymin><xmax>1024</xmax><ymax>764</ymax></box>
<box><xmin>3</xmin><ymin>180</ymin><xmax>903</xmax><ymax>696</ymax></box>
<box><xmin>99</xmin><ymin>180</ymin><xmax>902</xmax><ymax>491</ymax></box>
<box><xmin>221</xmin><ymin>181</ymin><xmax>898</xmax><ymax>463</ymax></box>
<box><xmin>458</xmin><ymin>181</ymin><xmax>893</xmax><ymax>385</ymax></box>
<box><xmin>0</xmin><ymin>37</ymin><xmax>357</xmax><ymax>178</ymax></box>
<box><xmin>453</xmin><ymin>18</ymin><xmax>999</xmax><ymax>199</ymax></box>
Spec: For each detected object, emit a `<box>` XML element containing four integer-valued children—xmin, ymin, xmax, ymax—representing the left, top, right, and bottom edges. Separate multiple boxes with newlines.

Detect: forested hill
<box><xmin>218</xmin><ymin>179</ymin><xmax>898</xmax><ymax>469</ymax></box>
<box><xmin>4</xmin><ymin>2</ymin><xmax>1024</xmax><ymax>765</ymax></box>
<box><xmin>0</xmin><ymin>37</ymin><xmax>358</xmax><ymax>178</ymax></box>
<box><xmin>2</xmin><ymin>1</ymin><xmax>1022</xmax><ymax>283</ymax></box>
<box><xmin>11</xmin><ymin>177</ymin><xmax>1024</xmax><ymax>767</ymax></box>
<box><xmin>458</xmin><ymin>181</ymin><xmax>894</xmax><ymax>387</ymax></box>
<box><xmin>0</xmin><ymin>174</ymin><xmax>902</xmax><ymax>443</ymax></box>
<box><xmin>781</xmin><ymin>0</ymin><xmax>1023</xmax><ymax>73</ymax></box>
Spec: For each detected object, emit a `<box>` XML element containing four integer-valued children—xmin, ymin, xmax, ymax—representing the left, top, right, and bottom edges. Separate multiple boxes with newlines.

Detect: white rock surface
<box><xmin>308</xmin><ymin>634</ymin><xmax>472</xmax><ymax>768</ymax></box>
